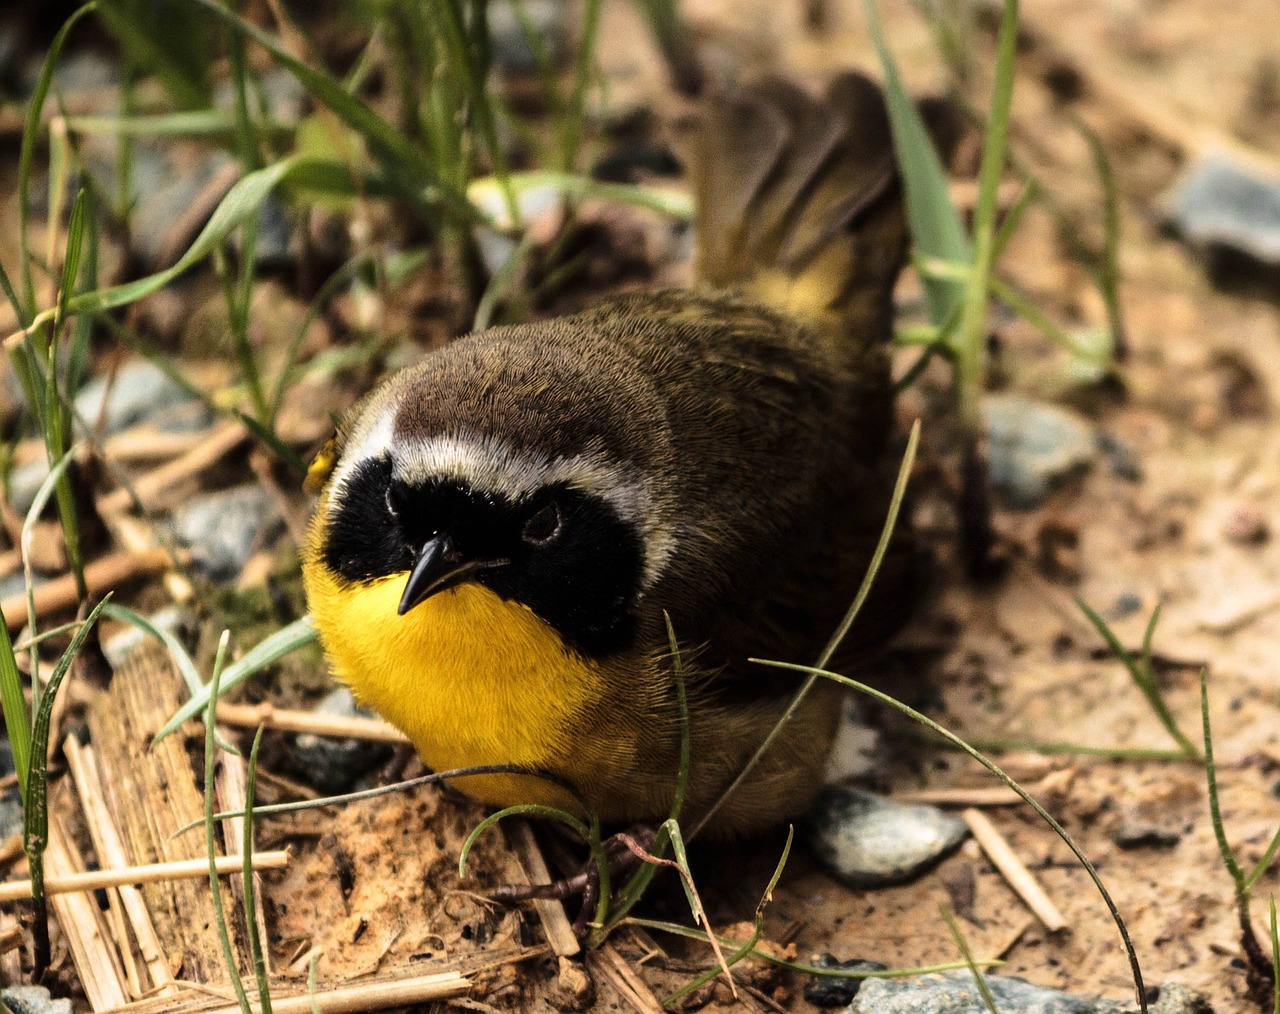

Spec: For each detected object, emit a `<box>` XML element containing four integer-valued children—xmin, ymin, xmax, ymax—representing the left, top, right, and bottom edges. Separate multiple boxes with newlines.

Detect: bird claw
<box><xmin>489</xmin><ymin>825</ymin><xmax>660</xmax><ymax>935</ymax></box>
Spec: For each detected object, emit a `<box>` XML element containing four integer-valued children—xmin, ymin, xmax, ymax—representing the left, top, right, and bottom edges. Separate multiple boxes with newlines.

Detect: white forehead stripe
<box><xmin>328</xmin><ymin>404</ymin><xmax>395</xmax><ymax>502</ymax></box>
<box><xmin>331</xmin><ymin>427</ymin><xmax>675</xmax><ymax>589</ymax></box>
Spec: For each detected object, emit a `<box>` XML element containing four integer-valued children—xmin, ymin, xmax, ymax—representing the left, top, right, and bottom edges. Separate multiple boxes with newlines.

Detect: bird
<box><xmin>301</xmin><ymin>71</ymin><xmax>919</xmax><ymax>838</ymax></box>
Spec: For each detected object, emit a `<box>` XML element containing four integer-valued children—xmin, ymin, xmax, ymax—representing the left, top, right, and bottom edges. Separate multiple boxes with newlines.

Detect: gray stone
<box><xmin>1</xmin><ymin>985</ymin><xmax>74</xmax><ymax>1014</ymax></box>
<box><xmin>75</xmin><ymin>360</ymin><xmax>211</xmax><ymax>436</ymax></box>
<box><xmin>984</xmin><ymin>394</ymin><xmax>1097</xmax><ymax>510</ymax></box>
<box><xmin>292</xmin><ymin>687</ymin><xmax>394</xmax><ymax>794</ymax></box>
<box><xmin>167</xmin><ymin>484</ymin><xmax>281</xmax><ymax>581</ymax></box>
<box><xmin>806</xmin><ymin>787</ymin><xmax>968</xmax><ymax>888</ymax></box>
<box><xmin>852</xmin><ymin>971</ymin><xmax>1210</xmax><ymax>1014</ymax></box>
<box><xmin>1166</xmin><ymin>153</ymin><xmax>1280</xmax><ymax>266</ymax></box>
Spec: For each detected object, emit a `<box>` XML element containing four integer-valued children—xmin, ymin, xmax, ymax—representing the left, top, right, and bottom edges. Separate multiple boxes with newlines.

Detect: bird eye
<box><xmin>522</xmin><ymin>501</ymin><xmax>562</xmax><ymax>546</ymax></box>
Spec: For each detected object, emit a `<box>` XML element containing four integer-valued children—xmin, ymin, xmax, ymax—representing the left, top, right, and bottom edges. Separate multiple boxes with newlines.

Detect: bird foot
<box><xmin>491</xmin><ymin>825</ymin><xmax>660</xmax><ymax>934</ymax></box>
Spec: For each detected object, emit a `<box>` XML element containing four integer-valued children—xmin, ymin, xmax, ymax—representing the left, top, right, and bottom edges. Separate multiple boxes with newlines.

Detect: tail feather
<box><xmin>677</xmin><ymin>72</ymin><xmax>908</xmax><ymax>348</ymax></box>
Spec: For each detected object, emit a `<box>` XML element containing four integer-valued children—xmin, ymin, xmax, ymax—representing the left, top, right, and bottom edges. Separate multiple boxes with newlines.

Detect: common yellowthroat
<box><xmin>302</xmin><ymin>72</ymin><xmax>917</xmax><ymax>837</ymax></box>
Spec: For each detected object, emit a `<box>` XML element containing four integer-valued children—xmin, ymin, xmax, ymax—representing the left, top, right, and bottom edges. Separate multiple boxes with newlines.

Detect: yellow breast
<box><xmin>303</xmin><ymin>561</ymin><xmax>606</xmax><ymax>812</ymax></box>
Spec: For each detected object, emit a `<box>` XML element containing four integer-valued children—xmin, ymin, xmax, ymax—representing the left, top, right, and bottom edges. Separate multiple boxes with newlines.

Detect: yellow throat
<box><xmin>303</xmin><ymin>559</ymin><xmax>606</xmax><ymax>812</ymax></box>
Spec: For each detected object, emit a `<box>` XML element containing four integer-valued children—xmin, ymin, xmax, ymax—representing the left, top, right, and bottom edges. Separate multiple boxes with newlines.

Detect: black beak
<box><xmin>397</xmin><ymin>535</ymin><xmax>507</xmax><ymax>615</ymax></box>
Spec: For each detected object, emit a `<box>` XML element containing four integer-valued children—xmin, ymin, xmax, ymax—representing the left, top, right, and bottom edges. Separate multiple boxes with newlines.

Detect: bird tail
<box><xmin>676</xmin><ymin>72</ymin><xmax>912</xmax><ymax>350</ymax></box>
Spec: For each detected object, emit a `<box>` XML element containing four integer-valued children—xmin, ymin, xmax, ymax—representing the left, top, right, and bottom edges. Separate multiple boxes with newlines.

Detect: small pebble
<box><xmin>167</xmin><ymin>485</ymin><xmax>282</xmax><ymax>581</ymax></box>
<box><xmin>983</xmin><ymin>394</ymin><xmax>1097</xmax><ymax>510</ymax></box>
<box><xmin>806</xmin><ymin>787</ymin><xmax>968</xmax><ymax>888</ymax></box>
<box><xmin>1112</xmin><ymin>821</ymin><xmax>1181</xmax><ymax>850</ymax></box>
<box><xmin>1166</xmin><ymin>152</ymin><xmax>1280</xmax><ymax>268</ymax></box>
<box><xmin>292</xmin><ymin>687</ymin><xmax>395</xmax><ymax>793</ymax></box>
<box><xmin>852</xmin><ymin>971</ymin><xmax>1209</xmax><ymax>1013</ymax></box>
<box><xmin>0</xmin><ymin>986</ymin><xmax>75</xmax><ymax>1014</ymax></box>
<box><xmin>804</xmin><ymin>953</ymin><xmax>887</xmax><ymax>1008</ymax></box>
<box><xmin>1106</xmin><ymin>592</ymin><xmax>1144</xmax><ymax>622</ymax></box>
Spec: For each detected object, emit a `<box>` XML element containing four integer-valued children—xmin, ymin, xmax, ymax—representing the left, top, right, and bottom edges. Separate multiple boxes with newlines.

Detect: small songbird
<box><xmin>302</xmin><ymin>72</ymin><xmax>917</xmax><ymax>837</ymax></box>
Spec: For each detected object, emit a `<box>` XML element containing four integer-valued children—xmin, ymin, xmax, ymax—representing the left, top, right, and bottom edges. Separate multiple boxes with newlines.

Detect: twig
<box><xmin>963</xmin><ymin>808</ymin><xmax>1067</xmax><ymax>932</ymax></box>
<box><xmin>592</xmin><ymin>943</ymin><xmax>665</xmax><ymax>1014</ymax></box>
<box><xmin>214</xmin><ymin>701</ymin><xmax>409</xmax><ymax>743</ymax></box>
<box><xmin>0</xmin><ymin>851</ymin><xmax>290</xmax><ymax>902</ymax></box>
<box><xmin>96</xmin><ymin>971</ymin><xmax>470</xmax><ymax>1013</ymax></box>
<box><xmin>1</xmin><ymin>547</ymin><xmax>178</xmax><ymax>629</ymax></box>
<box><xmin>505</xmin><ymin>818</ymin><xmax>581</xmax><ymax>958</ymax></box>
<box><xmin>47</xmin><ymin>811</ymin><xmax>132</xmax><ymax>1010</ymax></box>
<box><xmin>65</xmin><ymin>737</ymin><xmax>177</xmax><ymax>996</ymax></box>
<box><xmin>97</xmin><ymin>421</ymin><xmax>250</xmax><ymax>516</ymax></box>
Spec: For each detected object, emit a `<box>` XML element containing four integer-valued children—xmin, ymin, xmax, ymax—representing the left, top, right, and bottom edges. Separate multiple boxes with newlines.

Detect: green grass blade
<box><xmin>0</xmin><ymin>615</ymin><xmax>31</xmax><ymax>801</ymax></box>
<box><xmin>1077</xmin><ymin>598</ymin><xmax>1199</xmax><ymax>760</ymax></box>
<box><xmin>96</xmin><ymin>0</ymin><xmax>212</xmax><ymax>109</ymax></box>
<box><xmin>952</xmin><ymin>0</ymin><xmax>1019</xmax><ymax>430</ymax></box>
<box><xmin>19</xmin><ymin>3</ymin><xmax>98</xmax><ymax>319</ymax></box>
<box><xmin>154</xmin><ymin>616</ymin><xmax>318</xmax><ymax>744</ymax></box>
<box><xmin>24</xmin><ymin>596</ymin><xmax>110</xmax><ymax>850</ymax></box>
<box><xmin>941</xmin><ymin>905</ymin><xmax>1000</xmax><ymax>1014</ymax></box>
<box><xmin>174</xmin><ymin>764</ymin><xmax>585</xmax><ymax>837</ymax></box>
<box><xmin>1245</xmin><ymin>825</ymin><xmax>1280</xmax><ymax>895</ymax></box>
<box><xmin>185</xmin><ymin>0</ymin><xmax>472</xmax><ymax>221</ymax></box>
<box><xmin>458</xmin><ymin>804</ymin><xmax>592</xmax><ymax>878</ymax></box>
<box><xmin>1271</xmin><ymin>897</ymin><xmax>1279</xmax><ymax>1014</ymax></box>
<box><xmin>862</xmin><ymin>0</ymin><xmax>968</xmax><ymax>327</ymax></box>
<box><xmin>753</xmin><ymin>656</ymin><xmax>1148</xmax><ymax>1012</ymax></box>
<box><xmin>243</xmin><ymin>726</ymin><xmax>272</xmax><ymax>1013</ymax></box>
<box><xmin>101</xmin><ymin>603</ymin><xmax>204</xmax><ymax>695</ymax></box>
<box><xmin>1202</xmin><ymin>670</ymin><xmax>1246</xmax><ymax>890</ymax></box>
<box><xmin>690</xmin><ymin>419</ymin><xmax>919</xmax><ymax>839</ymax></box>
<box><xmin>22</xmin><ymin>446</ymin><xmax>81</xmax><ymax>648</ymax></box>
<box><xmin>203</xmin><ymin>631</ymin><xmax>253</xmax><ymax>1014</ymax></box>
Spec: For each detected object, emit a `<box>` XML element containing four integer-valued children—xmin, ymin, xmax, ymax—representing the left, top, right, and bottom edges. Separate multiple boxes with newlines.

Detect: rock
<box><xmin>292</xmin><ymin>688</ymin><xmax>394</xmax><ymax>793</ymax></box>
<box><xmin>806</xmin><ymin>787</ymin><xmax>968</xmax><ymax>888</ymax></box>
<box><xmin>803</xmin><ymin>953</ymin><xmax>888</xmax><ymax>1007</ymax></box>
<box><xmin>1112</xmin><ymin>821</ymin><xmax>1181</xmax><ymax>850</ymax></box>
<box><xmin>1166</xmin><ymin>152</ymin><xmax>1280</xmax><ymax>269</ymax></box>
<box><xmin>75</xmin><ymin>360</ymin><xmax>211</xmax><ymax>436</ymax></box>
<box><xmin>852</xmin><ymin>971</ymin><xmax>1211</xmax><ymax>1013</ymax></box>
<box><xmin>0</xmin><ymin>985</ymin><xmax>75</xmax><ymax>1014</ymax></box>
<box><xmin>167</xmin><ymin>485</ymin><xmax>282</xmax><ymax>581</ymax></box>
<box><xmin>984</xmin><ymin>394</ymin><xmax>1097</xmax><ymax>510</ymax></box>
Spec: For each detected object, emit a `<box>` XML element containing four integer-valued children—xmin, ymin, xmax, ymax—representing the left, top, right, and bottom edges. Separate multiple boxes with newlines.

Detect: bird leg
<box><xmin>490</xmin><ymin>825</ymin><xmax>661</xmax><ymax>934</ymax></box>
